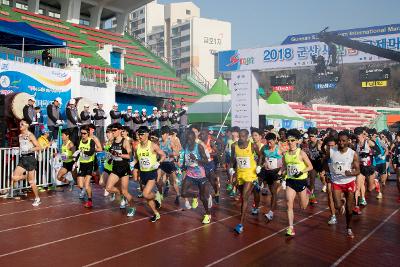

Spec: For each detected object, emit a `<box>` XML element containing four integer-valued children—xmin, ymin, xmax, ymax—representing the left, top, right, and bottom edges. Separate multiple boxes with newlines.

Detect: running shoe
<box><xmin>68</xmin><ymin>180</ymin><xmax>75</xmax><ymax>192</ymax></box>
<box><xmin>103</xmin><ymin>189</ymin><xmax>109</xmax><ymax>197</ymax></box>
<box><xmin>376</xmin><ymin>192</ymin><xmax>383</xmax><ymax>199</ymax></box>
<box><xmin>234</xmin><ymin>224</ymin><xmax>244</xmax><ymax>234</ymax></box>
<box><xmin>155</xmin><ymin>191</ymin><xmax>162</xmax><ymax>209</ymax></box>
<box><xmin>359</xmin><ymin>197</ymin><xmax>367</xmax><ymax>206</ymax></box>
<box><xmin>208</xmin><ymin>195</ymin><xmax>213</xmax><ymax>209</ymax></box>
<box><xmin>309</xmin><ymin>194</ymin><xmax>318</xmax><ymax>204</ymax></box>
<box><xmin>32</xmin><ymin>198</ymin><xmax>41</xmax><ymax>207</ymax></box>
<box><xmin>214</xmin><ymin>194</ymin><xmax>220</xmax><ymax>204</ymax></box>
<box><xmin>286</xmin><ymin>227</ymin><xmax>295</xmax><ymax>237</ymax></box>
<box><xmin>202</xmin><ymin>214</ymin><xmax>211</xmax><ymax>224</ymax></box>
<box><xmin>84</xmin><ymin>200</ymin><xmax>93</xmax><ymax>208</ymax></box>
<box><xmin>321</xmin><ymin>185</ymin><xmax>327</xmax><ymax>193</ymax></box>
<box><xmin>192</xmin><ymin>197</ymin><xmax>199</xmax><ymax>209</ymax></box>
<box><xmin>251</xmin><ymin>207</ymin><xmax>259</xmax><ymax>215</ymax></box>
<box><xmin>265</xmin><ymin>210</ymin><xmax>274</xmax><ymax>221</ymax></box>
<box><xmin>79</xmin><ymin>189</ymin><xmax>87</xmax><ymax>199</ymax></box>
<box><xmin>347</xmin><ymin>228</ymin><xmax>355</xmax><ymax>238</ymax></box>
<box><xmin>150</xmin><ymin>212</ymin><xmax>160</xmax><ymax>223</ymax></box>
<box><xmin>38</xmin><ymin>187</ymin><xmax>46</xmax><ymax>193</ymax></box>
<box><xmin>110</xmin><ymin>193</ymin><xmax>116</xmax><ymax>202</ymax></box>
<box><xmin>352</xmin><ymin>206</ymin><xmax>362</xmax><ymax>215</ymax></box>
<box><xmin>174</xmin><ymin>195</ymin><xmax>180</xmax><ymax>205</ymax></box>
<box><xmin>374</xmin><ymin>179</ymin><xmax>381</xmax><ymax>193</ymax></box>
<box><xmin>127</xmin><ymin>207</ymin><xmax>136</xmax><ymax>217</ymax></box>
<box><xmin>185</xmin><ymin>199</ymin><xmax>191</xmax><ymax>210</ymax></box>
<box><xmin>253</xmin><ymin>180</ymin><xmax>261</xmax><ymax>193</ymax></box>
<box><xmin>226</xmin><ymin>184</ymin><xmax>233</xmax><ymax>192</ymax></box>
<box><xmin>328</xmin><ymin>215</ymin><xmax>337</xmax><ymax>225</ymax></box>
<box><xmin>137</xmin><ymin>192</ymin><xmax>143</xmax><ymax>198</ymax></box>
<box><xmin>120</xmin><ymin>196</ymin><xmax>127</xmax><ymax>209</ymax></box>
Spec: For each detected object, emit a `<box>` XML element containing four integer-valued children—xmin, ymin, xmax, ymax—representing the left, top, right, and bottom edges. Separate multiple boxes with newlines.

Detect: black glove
<box><xmin>293</xmin><ymin>171</ymin><xmax>303</xmax><ymax>178</ymax></box>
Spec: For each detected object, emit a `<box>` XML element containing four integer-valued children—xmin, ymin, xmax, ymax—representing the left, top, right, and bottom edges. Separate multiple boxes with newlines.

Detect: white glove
<box><xmin>229</xmin><ymin>168</ymin><xmax>235</xmax><ymax>176</ymax></box>
<box><xmin>31</xmin><ymin>121</ymin><xmax>38</xmax><ymax>125</ymax></box>
<box><xmin>256</xmin><ymin>166</ymin><xmax>262</xmax><ymax>174</ymax></box>
<box><xmin>152</xmin><ymin>162</ymin><xmax>160</xmax><ymax>169</ymax></box>
<box><xmin>72</xmin><ymin>150</ymin><xmax>80</xmax><ymax>158</ymax></box>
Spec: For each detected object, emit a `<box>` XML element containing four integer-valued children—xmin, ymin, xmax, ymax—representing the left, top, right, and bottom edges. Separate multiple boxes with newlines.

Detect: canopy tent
<box><xmin>368</xmin><ymin>114</ymin><xmax>388</xmax><ymax>132</ymax></box>
<box><xmin>188</xmin><ymin>76</ymin><xmax>231</xmax><ymax>124</ymax></box>
<box><xmin>0</xmin><ymin>21</ymin><xmax>66</xmax><ymax>51</ymax></box>
<box><xmin>259</xmin><ymin>91</ymin><xmax>305</xmax><ymax>121</ymax></box>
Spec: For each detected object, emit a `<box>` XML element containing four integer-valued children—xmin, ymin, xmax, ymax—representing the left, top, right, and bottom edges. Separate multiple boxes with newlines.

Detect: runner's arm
<box><xmin>345</xmin><ymin>152</ymin><xmax>360</xmax><ymax>177</ymax></box>
<box><xmin>299</xmin><ymin>150</ymin><xmax>313</xmax><ymax>173</ymax></box>
<box><xmin>29</xmin><ymin>133</ymin><xmax>41</xmax><ymax>152</ymax></box>
<box><xmin>120</xmin><ymin>139</ymin><xmax>131</xmax><ymax>160</ymax></box>
<box><xmin>197</xmin><ymin>144</ymin><xmax>209</xmax><ymax>165</ymax></box>
<box><xmin>152</xmin><ymin>143</ymin><xmax>166</xmax><ymax>162</ymax></box>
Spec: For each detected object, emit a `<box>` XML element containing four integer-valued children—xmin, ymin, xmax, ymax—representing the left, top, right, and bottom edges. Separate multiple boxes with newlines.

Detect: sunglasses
<box><xmin>81</xmin><ymin>132</ymin><xmax>88</xmax><ymax>135</ymax></box>
<box><xmin>287</xmin><ymin>139</ymin><xmax>297</xmax><ymax>143</ymax></box>
<box><xmin>138</xmin><ymin>133</ymin><xmax>146</xmax><ymax>136</ymax></box>
<box><xmin>112</xmin><ymin>129</ymin><xmax>118</xmax><ymax>132</ymax></box>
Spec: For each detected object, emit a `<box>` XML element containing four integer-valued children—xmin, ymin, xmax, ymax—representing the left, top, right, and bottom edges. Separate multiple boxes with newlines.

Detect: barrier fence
<box><xmin>0</xmin><ymin>147</ymin><xmax>57</xmax><ymax>192</ymax></box>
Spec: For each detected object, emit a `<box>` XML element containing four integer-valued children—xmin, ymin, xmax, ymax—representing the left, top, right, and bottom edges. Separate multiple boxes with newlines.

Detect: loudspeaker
<box><xmin>259</xmin><ymin>115</ymin><xmax>266</xmax><ymax>130</ymax></box>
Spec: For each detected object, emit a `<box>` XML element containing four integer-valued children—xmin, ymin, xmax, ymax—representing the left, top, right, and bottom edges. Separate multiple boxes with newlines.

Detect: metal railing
<box><xmin>0</xmin><ymin>147</ymin><xmax>57</xmax><ymax>192</ymax></box>
<box><xmin>0</xmin><ymin>47</ymin><xmax>69</xmax><ymax>67</ymax></box>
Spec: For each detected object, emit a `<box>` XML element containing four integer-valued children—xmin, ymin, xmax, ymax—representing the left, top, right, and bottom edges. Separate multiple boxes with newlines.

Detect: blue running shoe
<box><xmin>234</xmin><ymin>224</ymin><xmax>244</xmax><ymax>234</ymax></box>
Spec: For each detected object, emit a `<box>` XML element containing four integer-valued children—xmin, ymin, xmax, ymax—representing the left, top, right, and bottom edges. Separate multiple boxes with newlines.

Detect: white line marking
<box><xmin>0</xmin><ymin>202</ymin><xmax>78</xmax><ymax>217</ymax></box>
<box><xmin>83</xmin><ymin>213</ymin><xmax>240</xmax><ymax>267</ymax></box>
<box><xmin>205</xmin><ymin>209</ymin><xmax>327</xmax><ymax>267</ymax></box>
<box><xmin>331</xmin><ymin>207</ymin><xmax>400</xmax><ymax>267</ymax></box>
<box><xmin>0</xmin><ymin>208</ymin><xmax>183</xmax><ymax>258</ymax></box>
<box><xmin>0</xmin><ymin>195</ymin><xmax>56</xmax><ymax>205</ymax></box>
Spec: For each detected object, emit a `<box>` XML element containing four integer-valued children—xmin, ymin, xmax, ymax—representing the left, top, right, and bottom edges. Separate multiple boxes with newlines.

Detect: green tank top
<box><xmin>284</xmin><ymin>148</ymin><xmax>308</xmax><ymax>180</ymax></box>
<box><xmin>61</xmin><ymin>140</ymin><xmax>74</xmax><ymax>163</ymax></box>
<box><xmin>104</xmin><ymin>143</ymin><xmax>113</xmax><ymax>171</ymax></box>
<box><xmin>137</xmin><ymin>141</ymin><xmax>158</xmax><ymax>172</ymax></box>
<box><xmin>79</xmin><ymin>138</ymin><xmax>95</xmax><ymax>163</ymax></box>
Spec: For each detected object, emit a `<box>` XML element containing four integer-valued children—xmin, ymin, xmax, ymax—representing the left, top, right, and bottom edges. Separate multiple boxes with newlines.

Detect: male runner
<box><xmin>56</xmin><ymin>129</ymin><xmax>76</xmax><ymax>191</ymax></box>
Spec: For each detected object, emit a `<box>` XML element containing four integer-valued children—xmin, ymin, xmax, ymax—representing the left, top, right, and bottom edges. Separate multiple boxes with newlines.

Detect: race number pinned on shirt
<box><xmin>287</xmin><ymin>164</ymin><xmax>299</xmax><ymax>177</ymax></box>
<box><xmin>185</xmin><ymin>154</ymin><xmax>198</xmax><ymax>167</ymax></box>
<box><xmin>360</xmin><ymin>157</ymin><xmax>370</xmax><ymax>166</ymax></box>
<box><xmin>265</xmin><ymin>158</ymin><xmax>278</xmax><ymax>170</ymax></box>
<box><xmin>237</xmin><ymin>157</ymin><xmax>251</xmax><ymax>169</ymax></box>
<box><xmin>140</xmin><ymin>157</ymin><xmax>151</xmax><ymax>169</ymax></box>
<box><xmin>333</xmin><ymin>161</ymin><xmax>346</xmax><ymax>175</ymax></box>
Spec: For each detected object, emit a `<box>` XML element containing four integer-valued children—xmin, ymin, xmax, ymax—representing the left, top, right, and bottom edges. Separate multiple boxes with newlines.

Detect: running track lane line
<box><xmin>0</xmin><ymin>201</ymin><xmax>78</xmax><ymax>217</ymax></box>
<box><xmin>82</xmin><ymin>213</ymin><xmax>241</xmax><ymax>267</ymax></box>
<box><xmin>331</xmin><ymin>207</ymin><xmax>400</xmax><ymax>267</ymax></box>
<box><xmin>205</xmin><ymin>208</ymin><xmax>328</xmax><ymax>267</ymax></box>
<box><xmin>0</xmin><ymin>208</ymin><xmax>183</xmax><ymax>259</ymax></box>
<box><xmin>0</xmin><ymin>195</ymin><xmax>56</xmax><ymax>205</ymax></box>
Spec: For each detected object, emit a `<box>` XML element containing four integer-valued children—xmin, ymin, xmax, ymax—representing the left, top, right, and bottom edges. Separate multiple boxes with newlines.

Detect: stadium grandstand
<box><xmin>0</xmin><ymin>0</ymin><xmax>206</xmax><ymax>108</ymax></box>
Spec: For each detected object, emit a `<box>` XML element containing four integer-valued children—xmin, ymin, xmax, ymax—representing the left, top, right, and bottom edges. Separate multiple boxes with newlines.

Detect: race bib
<box><xmin>139</xmin><ymin>157</ymin><xmax>152</xmax><ymax>169</ymax></box>
<box><xmin>237</xmin><ymin>157</ymin><xmax>251</xmax><ymax>169</ymax></box>
<box><xmin>287</xmin><ymin>164</ymin><xmax>299</xmax><ymax>176</ymax></box>
<box><xmin>112</xmin><ymin>149</ymin><xmax>123</xmax><ymax>161</ymax></box>
<box><xmin>265</xmin><ymin>158</ymin><xmax>278</xmax><ymax>170</ymax></box>
<box><xmin>332</xmin><ymin>161</ymin><xmax>346</xmax><ymax>174</ymax></box>
<box><xmin>360</xmin><ymin>157</ymin><xmax>370</xmax><ymax>166</ymax></box>
<box><xmin>81</xmin><ymin>153</ymin><xmax>90</xmax><ymax>161</ymax></box>
<box><xmin>185</xmin><ymin>154</ymin><xmax>198</xmax><ymax>167</ymax></box>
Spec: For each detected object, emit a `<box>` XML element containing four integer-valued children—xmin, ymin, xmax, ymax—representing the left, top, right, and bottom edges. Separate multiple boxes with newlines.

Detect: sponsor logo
<box><xmin>0</xmin><ymin>75</ymin><xmax>10</xmax><ymax>88</ymax></box>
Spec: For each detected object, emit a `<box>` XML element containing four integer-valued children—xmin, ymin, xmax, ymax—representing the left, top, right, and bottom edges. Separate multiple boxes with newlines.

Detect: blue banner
<box><xmin>314</xmin><ymin>83</ymin><xmax>337</xmax><ymax>90</ymax></box>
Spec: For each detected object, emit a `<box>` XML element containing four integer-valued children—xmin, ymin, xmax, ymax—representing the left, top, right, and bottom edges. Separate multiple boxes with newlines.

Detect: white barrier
<box><xmin>0</xmin><ymin>147</ymin><xmax>58</xmax><ymax>192</ymax></box>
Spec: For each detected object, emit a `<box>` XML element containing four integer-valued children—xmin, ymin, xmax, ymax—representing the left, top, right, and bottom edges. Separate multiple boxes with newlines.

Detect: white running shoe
<box><xmin>328</xmin><ymin>215</ymin><xmax>337</xmax><ymax>225</ymax></box>
<box><xmin>120</xmin><ymin>197</ymin><xmax>127</xmax><ymax>209</ymax></box>
<box><xmin>32</xmin><ymin>198</ymin><xmax>41</xmax><ymax>207</ymax></box>
<box><xmin>376</xmin><ymin>192</ymin><xmax>383</xmax><ymax>199</ymax></box>
<box><xmin>104</xmin><ymin>189</ymin><xmax>110</xmax><ymax>197</ymax></box>
<box><xmin>208</xmin><ymin>194</ymin><xmax>213</xmax><ymax>209</ymax></box>
<box><xmin>265</xmin><ymin>210</ymin><xmax>274</xmax><ymax>221</ymax></box>
<box><xmin>321</xmin><ymin>185</ymin><xmax>327</xmax><ymax>193</ymax></box>
<box><xmin>185</xmin><ymin>200</ymin><xmax>191</xmax><ymax>210</ymax></box>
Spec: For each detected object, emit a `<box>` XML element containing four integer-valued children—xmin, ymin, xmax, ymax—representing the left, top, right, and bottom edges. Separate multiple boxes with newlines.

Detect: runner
<box><xmin>76</xmin><ymin>126</ymin><xmax>96</xmax><ymax>208</ymax></box>
<box><xmin>181</xmin><ymin>130</ymin><xmax>211</xmax><ymax>224</ymax></box>
<box><xmin>159</xmin><ymin>126</ymin><xmax>181</xmax><ymax>205</ymax></box>
<box><xmin>327</xmin><ymin>131</ymin><xmax>360</xmax><ymax>238</ymax></box>
<box><xmin>370</xmin><ymin>129</ymin><xmax>388</xmax><ymax>191</ymax></box>
<box><xmin>11</xmin><ymin>120</ymin><xmax>42</xmax><ymax>206</ymax></box>
<box><xmin>100</xmin><ymin>127</ymin><xmax>113</xmax><ymax>197</ymax></box>
<box><xmin>391</xmin><ymin>132</ymin><xmax>400</xmax><ymax>202</ymax></box>
<box><xmin>283</xmin><ymin>129</ymin><xmax>313</xmax><ymax>236</ymax></box>
<box><xmin>259</xmin><ymin>132</ymin><xmax>284</xmax><ymax>221</ymax></box>
<box><xmin>230</xmin><ymin>129</ymin><xmax>259</xmax><ymax>234</ymax></box>
<box><xmin>250</xmin><ymin>128</ymin><xmax>265</xmax><ymax>215</ymax></box>
<box><xmin>105</xmin><ymin>123</ymin><xmax>135</xmax><ymax>217</ymax></box>
<box><xmin>134</xmin><ymin>126</ymin><xmax>166</xmax><ymax>222</ymax></box>
<box><xmin>56</xmin><ymin>129</ymin><xmax>76</xmax><ymax>191</ymax></box>
<box><xmin>226</xmin><ymin>126</ymin><xmax>240</xmax><ymax>197</ymax></box>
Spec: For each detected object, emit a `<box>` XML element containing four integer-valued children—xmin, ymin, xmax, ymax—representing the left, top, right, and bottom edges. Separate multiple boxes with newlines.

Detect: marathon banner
<box><xmin>0</xmin><ymin>59</ymin><xmax>71</xmax><ymax>118</ymax></box>
<box><xmin>218</xmin><ymin>32</ymin><xmax>400</xmax><ymax>72</ymax></box>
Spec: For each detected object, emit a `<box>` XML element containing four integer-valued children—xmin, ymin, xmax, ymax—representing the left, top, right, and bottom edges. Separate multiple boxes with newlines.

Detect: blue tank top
<box><xmin>184</xmin><ymin>143</ymin><xmax>205</xmax><ymax>178</ymax></box>
<box><xmin>263</xmin><ymin>145</ymin><xmax>283</xmax><ymax>170</ymax></box>
<box><xmin>160</xmin><ymin>139</ymin><xmax>173</xmax><ymax>161</ymax></box>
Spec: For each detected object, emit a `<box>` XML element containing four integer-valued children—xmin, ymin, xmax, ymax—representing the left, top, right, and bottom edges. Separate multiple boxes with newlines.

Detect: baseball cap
<box><xmin>127</xmin><ymin>106</ymin><xmax>132</xmax><ymax>110</ymax></box>
<box><xmin>162</xmin><ymin>109</ymin><xmax>167</xmax><ymax>113</ymax></box>
<box><xmin>69</xmin><ymin>98</ymin><xmax>76</xmax><ymax>105</ymax></box>
<box><xmin>134</xmin><ymin>110</ymin><xmax>139</xmax><ymax>113</ymax></box>
<box><xmin>153</xmin><ymin>107</ymin><xmax>158</xmax><ymax>111</ymax></box>
<box><xmin>28</xmin><ymin>96</ymin><xmax>35</xmax><ymax>102</ymax></box>
<box><xmin>113</xmin><ymin>103</ymin><xmax>118</xmax><ymax>107</ymax></box>
<box><xmin>55</xmin><ymin>97</ymin><xmax>62</xmax><ymax>104</ymax></box>
<box><xmin>142</xmin><ymin>108</ymin><xmax>147</xmax><ymax>112</ymax></box>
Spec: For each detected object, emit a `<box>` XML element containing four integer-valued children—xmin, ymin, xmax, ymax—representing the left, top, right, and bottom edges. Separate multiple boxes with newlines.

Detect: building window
<box><xmin>16</xmin><ymin>2</ymin><xmax>28</xmax><ymax>10</ymax></box>
<box><xmin>2</xmin><ymin>0</ymin><xmax>10</xmax><ymax>6</ymax></box>
<box><xmin>139</xmin><ymin>9</ymin><xmax>144</xmax><ymax>14</ymax></box>
<box><xmin>38</xmin><ymin>9</ymin><xmax>44</xmax><ymax>15</ymax></box>
<box><xmin>186</xmin><ymin>10</ymin><xmax>191</xmax><ymax>15</ymax></box>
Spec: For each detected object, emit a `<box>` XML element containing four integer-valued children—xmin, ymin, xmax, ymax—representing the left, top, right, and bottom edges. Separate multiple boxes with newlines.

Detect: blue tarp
<box><xmin>0</xmin><ymin>21</ymin><xmax>66</xmax><ymax>50</ymax></box>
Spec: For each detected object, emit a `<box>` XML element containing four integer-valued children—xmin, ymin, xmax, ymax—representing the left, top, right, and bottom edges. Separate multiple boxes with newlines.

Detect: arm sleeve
<box><xmin>23</xmin><ymin>106</ymin><xmax>32</xmax><ymax>124</ymax></box>
<box><xmin>47</xmin><ymin>105</ymin><xmax>58</xmax><ymax>123</ymax></box>
<box><xmin>83</xmin><ymin>140</ymin><xmax>96</xmax><ymax>156</ymax></box>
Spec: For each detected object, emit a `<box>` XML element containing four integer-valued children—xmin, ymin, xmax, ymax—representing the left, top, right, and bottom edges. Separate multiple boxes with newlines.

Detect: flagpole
<box><xmin>217</xmin><ymin>105</ymin><xmax>231</xmax><ymax>139</ymax></box>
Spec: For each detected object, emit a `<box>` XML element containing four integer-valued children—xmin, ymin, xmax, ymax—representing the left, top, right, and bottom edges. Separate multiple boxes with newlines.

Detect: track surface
<box><xmin>0</xmin><ymin>173</ymin><xmax>399</xmax><ymax>267</ymax></box>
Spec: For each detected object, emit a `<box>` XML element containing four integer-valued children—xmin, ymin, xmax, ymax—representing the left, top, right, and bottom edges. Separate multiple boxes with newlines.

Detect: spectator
<box><xmin>93</xmin><ymin>102</ymin><xmax>106</xmax><ymax>144</ymax></box>
<box><xmin>47</xmin><ymin>97</ymin><xmax>62</xmax><ymax>141</ymax></box>
<box><xmin>66</xmin><ymin>99</ymin><xmax>79</xmax><ymax>146</ymax></box>
<box><xmin>110</xmin><ymin>103</ymin><xmax>121</xmax><ymax>124</ymax></box>
<box><xmin>80</xmin><ymin>104</ymin><xmax>91</xmax><ymax>125</ymax></box>
<box><xmin>23</xmin><ymin>96</ymin><xmax>36</xmax><ymax>132</ymax></box>
<box><xmin>42</xmin><ymin>48</ymin><xmax>52</xmax><ymax>67</ymax></box>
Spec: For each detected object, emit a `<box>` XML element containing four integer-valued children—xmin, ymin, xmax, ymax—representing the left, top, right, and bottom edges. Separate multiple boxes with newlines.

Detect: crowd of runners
<box><xmin>8</xmin><ymin>117</ymin><xmax>400</xmax><ymax>238</ymax></box>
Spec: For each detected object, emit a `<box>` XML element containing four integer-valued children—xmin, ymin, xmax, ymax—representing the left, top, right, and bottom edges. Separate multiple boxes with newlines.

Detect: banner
<box><xmin>218</xmin><ymin>32</ymin><xmax>400</xmax><ymax>72</ymax></box>
<box><xmin>272</xmin><ymin>85</ymin><xmax>294</xmax><ymax>92</ymax></box>
<box><xmin>361</xmin><ymin>81</ymin><xmax>387</xmax><ymax>87</ymax></box>
<box><xmin>230</xmin><ymin>71</ymin><xmax>258</xmax><ymax>129</ymax></box>
<box><xmin>0</xmin><ymin>60</ymin><xmax>71</xmax><ymax>120</ymax></box>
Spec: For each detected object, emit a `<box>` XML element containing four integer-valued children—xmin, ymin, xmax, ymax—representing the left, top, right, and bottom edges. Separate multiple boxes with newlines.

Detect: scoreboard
<box><xmin>359</xmin><ymin>68</ymin><xmax>390</xmax><ymax>87</ymax></box>
<box><xmin>270</xmin><ymin>74</ymin><xmax>296</xmax><ymax>91</ymax></box>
